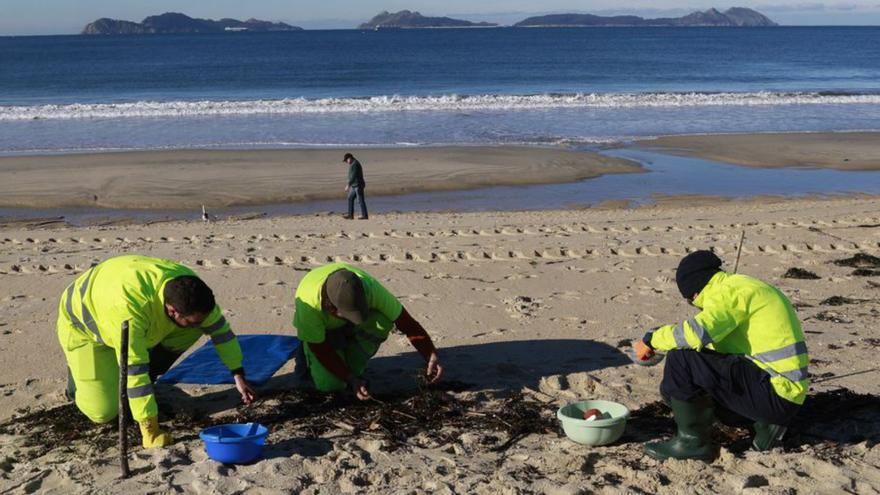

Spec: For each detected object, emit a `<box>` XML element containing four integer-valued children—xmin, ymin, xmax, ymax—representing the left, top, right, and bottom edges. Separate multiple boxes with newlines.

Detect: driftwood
<box><xmin>119</xmin><ymin>321</ymin><xmax>130</xmax><ymax>479</ymax></box>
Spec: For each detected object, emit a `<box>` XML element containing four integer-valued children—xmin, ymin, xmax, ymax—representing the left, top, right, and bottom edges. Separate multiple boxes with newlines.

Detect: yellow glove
<box><xmin>139</xmin><ymin>416</ymin><xmax>173</xmax><ymax>448</ymax></box>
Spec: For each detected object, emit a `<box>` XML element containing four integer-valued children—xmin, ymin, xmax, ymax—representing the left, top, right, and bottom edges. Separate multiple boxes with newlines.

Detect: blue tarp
<box><xmin>157</xmin><ymin>334</ymin><xmax>300</xmax><ymax>386</ymax></box>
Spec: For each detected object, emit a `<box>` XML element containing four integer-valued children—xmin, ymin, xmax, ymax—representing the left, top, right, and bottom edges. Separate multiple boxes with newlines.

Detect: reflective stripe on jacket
<box><xmin>650</xmin><ymin>271</ymin><xmax>809</xmax><ymax>404</ymax></box>
<box><xmin>59</xmin><ymin>255</ymin><xmax>243</xmax><ymax>421</ymax></box>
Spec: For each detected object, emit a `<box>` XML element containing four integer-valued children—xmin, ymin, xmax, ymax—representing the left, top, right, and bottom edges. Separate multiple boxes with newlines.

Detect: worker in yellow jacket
<box><xmin>634</xmin><ymin>250</ymin><xmax>808</xmax><ymax>461</ymax></box>
<box><xmin>57</xmin><ymin>255</ymin><xmax>256</xmax><ymax>448</ymax></box>
<box><xmin>292</xmin><ymin>263</ymin><xmax>442</xmax><ymax>400</ymax></box>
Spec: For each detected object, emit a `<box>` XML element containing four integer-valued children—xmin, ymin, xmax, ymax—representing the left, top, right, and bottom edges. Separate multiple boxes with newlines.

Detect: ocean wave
<box><xmin>2</xmin><ymin>92</ymin><xmax>880</xmax><ymax>121</ymax></box>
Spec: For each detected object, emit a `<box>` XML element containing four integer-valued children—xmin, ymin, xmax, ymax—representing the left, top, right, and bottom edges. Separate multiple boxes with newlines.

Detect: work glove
<box><xmin>634</xmin><ymin>340</ymin><xmax>655</xmax><ymax>362</ymax></box>
<box><xmin>139</xmin><ymin>416</ymin><xmax>173</xmax><ymax>448</ymax></box>
<box><xmin>633</xmin><ymin>333</ymin><xmax>665</xmax><ymax>366</ymax></box>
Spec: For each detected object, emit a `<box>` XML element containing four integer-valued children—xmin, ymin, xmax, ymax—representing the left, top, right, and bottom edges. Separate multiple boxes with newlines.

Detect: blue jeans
<box><xmin>347</xmin><ymin>186</ymin><xmax>368</xmax><ymax>218</ymax></box>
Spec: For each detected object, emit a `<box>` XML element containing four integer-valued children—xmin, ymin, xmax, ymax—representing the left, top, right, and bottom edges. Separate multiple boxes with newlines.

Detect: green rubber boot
<box><xmin>752</xmin><ymin>422</ymin><xmax>787</xmax><ymax>451</ymax></box>
<box><xmin>645</xmin><ymin>397</ymin><xmax>719</xmax><ymax>461</ymax></box>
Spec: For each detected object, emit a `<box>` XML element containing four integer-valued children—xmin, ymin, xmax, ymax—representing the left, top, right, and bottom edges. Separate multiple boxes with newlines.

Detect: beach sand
<box><xmin>641</xmin><ymin>131</ymin><xmax>880</xmax><ymax>171</ymax></box>
<box><xmin>0</xmin><ymin>146</ymin><xmax>640</xmax><ymax>210</ymax></box>
<box><xmin>2</xmin><ymin>195</ymin><xmax>879</xmax><ymax>493</ymax></box>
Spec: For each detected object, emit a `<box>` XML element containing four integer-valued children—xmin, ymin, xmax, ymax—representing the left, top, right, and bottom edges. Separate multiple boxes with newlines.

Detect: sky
<box><xmin>2</xmin><ymin>1</ymin><xmax>880</xmax><ymax>35</ymax></box>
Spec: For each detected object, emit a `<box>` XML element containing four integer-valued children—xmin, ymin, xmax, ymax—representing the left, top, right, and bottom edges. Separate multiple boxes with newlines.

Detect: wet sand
<box><xmin>0</xmin><ymin>146</ymin><xmax>641</xmax><ymax>210</ymax></box>
<box><xmin>641</xmin><ymin>131</ymin><xmax>880</xmax><ymax>170</ymax></box>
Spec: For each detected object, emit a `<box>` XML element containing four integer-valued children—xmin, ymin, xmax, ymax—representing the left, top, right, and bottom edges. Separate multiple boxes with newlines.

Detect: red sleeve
<box><xmin>307</xmin><ymin>341</ymin><xmax>353</xmax><ymax>383</ymax></box>
<box><xmin>395</xmin><ymin>307</ymin><xmax>436</xmax><ymax>361</ymax></box>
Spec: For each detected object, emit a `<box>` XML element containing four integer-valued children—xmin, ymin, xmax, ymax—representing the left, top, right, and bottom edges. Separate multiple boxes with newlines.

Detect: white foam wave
<box><xmin>2</xmin><ymin>92</ymin><xmax>879</xmax><ymax>121</ymax></box>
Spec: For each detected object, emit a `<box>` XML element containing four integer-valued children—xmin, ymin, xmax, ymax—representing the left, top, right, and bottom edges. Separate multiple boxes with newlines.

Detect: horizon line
<box><xmin>5</xmin><ymin>24</ymin><xmax>880</xmax><ymax>37</ymax></box>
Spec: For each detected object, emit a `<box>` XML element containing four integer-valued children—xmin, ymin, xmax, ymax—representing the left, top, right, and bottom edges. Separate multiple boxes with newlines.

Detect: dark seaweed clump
<box><xmin>810</xmin><ymin>310</ymin><xmax>853</xmax><ymax>324</ymax></box>
<box><xmin>852</xmin><ymin>269</ymin><xmax>880</xmax><ymax>277</ymax></box>
<box><xmin>833</xmin><ymin>253</ymin><xmax>880</xmax><ymax>269</ymax></box>
<box><xmin>819</xmin><ymin>296</ymin><xmax>868</xmax><ymax>306</ymax></box>
<box><xmin>784</xmin><ymin>268</ymin><xmax>821</xmax><ymax>280</ymax></box>
<box><xmin>2</xmin><ymin>379</ymin><xmax>878</xmax><ymax>469</ymax></box>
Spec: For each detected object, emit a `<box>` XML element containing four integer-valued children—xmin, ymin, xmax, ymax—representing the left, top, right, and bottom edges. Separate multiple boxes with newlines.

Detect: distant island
<box><xmin>81</xmin><ymin>12</ymin><xmax>302</xmax><ymax>35</ymax></box>
<box><xmin>514</xmin><ymin>7</ymin><xmax>777</xmax><ymax>27</ymax></box>
<box><xmin>80</xmin><ymin>7</ymin><xmax>776</xmax><ymax>34</ymax></box>
<box><xmin>359</xmin><ymin>10</ymin><xmax>498</xmax><ymax>29</ymax></box>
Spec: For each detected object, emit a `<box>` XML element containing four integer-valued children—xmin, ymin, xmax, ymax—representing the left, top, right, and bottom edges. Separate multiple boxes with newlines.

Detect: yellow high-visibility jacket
<box><xmin>61</xmin><ymin>255</ymin><xmax>242</xmax><ymax>421</ymax></box>
<box><xmin>649</xmin><ymin>271</ymin><xmax>809</xmax><ymax>404</ymax></box>
<box><xmin>292</xmin><ymin>263</ymin><xmax>402</xmax><ymax>344</ymax></box>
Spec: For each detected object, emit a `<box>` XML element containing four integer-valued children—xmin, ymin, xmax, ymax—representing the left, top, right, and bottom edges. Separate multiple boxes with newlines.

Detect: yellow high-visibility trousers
<box><xmin>57</xmin><ymin>312</ymin><xmax>119</xmax><ymax>423</ymax></box>
<box><xmin>57</xmin><ymin>299</ymin><xmax>203</xmax><ymax>423</ymax></box>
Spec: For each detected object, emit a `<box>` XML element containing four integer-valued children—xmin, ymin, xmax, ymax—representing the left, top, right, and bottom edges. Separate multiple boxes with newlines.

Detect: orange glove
<box><xmin>634</xmin><ymin>340</ymin><xmax>655</xmax><ymax>362</ymax></box>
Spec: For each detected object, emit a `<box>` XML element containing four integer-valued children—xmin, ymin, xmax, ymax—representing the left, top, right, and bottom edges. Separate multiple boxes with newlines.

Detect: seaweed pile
<box><xmin>218</xmin><ymin>382</ymin><xmax>558</xmax><ymax>453</ymax></box>
<box><xmin>3</xmin><ymin>385</ymin><xmax>877</xmax><ymax>466</ymax></box>
<box><xmin>784</xmin><ymin>268</ymin><xmax>821</xmax><ymax>280</ymax></box>
<box><xmin>1</xmin><ymin>381</ymin><xmax>557</xmax><ymax>459</ymax></box>
<box><xmin>819</xmin><ymin>296</ymin><xmax>870</xmax><ymax>306</ymax></box>
<box><xmin>834</xmin><ymin>253</ymin><xmax>880</xmax><ymax>277</ymax></box>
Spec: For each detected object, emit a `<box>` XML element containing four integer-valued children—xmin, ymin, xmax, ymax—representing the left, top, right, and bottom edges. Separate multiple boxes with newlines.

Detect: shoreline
<box><xmin>0</xmin><ymin>131</ymin><xmax>878</xmax><ymax>219</ymax></box>
<box><xmin>0</xmin><ymin>145</ymin><xmax>641</xmax><ymax>210</ymax></box>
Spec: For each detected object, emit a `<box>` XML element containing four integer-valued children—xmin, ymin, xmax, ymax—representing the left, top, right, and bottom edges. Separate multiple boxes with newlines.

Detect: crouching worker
<box><xmin>57</xmin><ymin>255</ymin><xmax>256</xmax><ymax>448</ymax></box>
<box><xmin>292</xmin><ymin>263</ymin><xmax>442</xmax><ymax>400</ymax></box>
<box><xmin>634</xmin><ymin>250</ymin><xmax>808</xmax><ymax>461</ymax></box>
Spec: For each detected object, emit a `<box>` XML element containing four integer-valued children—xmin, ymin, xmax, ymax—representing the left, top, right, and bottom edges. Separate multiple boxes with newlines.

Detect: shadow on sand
<box><xmin>366</xmin><ymin>338</ymin><xmax>632</xmax><ymax>394</ymax></box>
<box><xmin>156</xmin><ymin>338</ymin><xmax>631</xmax><ymax>419</ymax></box>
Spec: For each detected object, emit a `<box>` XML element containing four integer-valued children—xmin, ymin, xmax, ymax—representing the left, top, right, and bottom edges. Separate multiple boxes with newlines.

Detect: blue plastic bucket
<box><xmin>199</xmin><ymin>423</ymin><xmax>269</xmax><ymax>464</ymax></box>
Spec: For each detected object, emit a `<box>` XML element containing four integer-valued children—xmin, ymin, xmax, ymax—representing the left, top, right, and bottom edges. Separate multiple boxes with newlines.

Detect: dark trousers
<box><xmin>148</xmin><ymin>345</ymin><xmax>184</xmax><ymax>381</ymax></box>
<box><xmin>347</xmin><ymin>186</ymin><xmax>368</xmax><ymax>218</ymax></box>
<box><xmin>660</xmin><ymin>349</ymin><xmax>801</xmax><ymax>425</ymax></box>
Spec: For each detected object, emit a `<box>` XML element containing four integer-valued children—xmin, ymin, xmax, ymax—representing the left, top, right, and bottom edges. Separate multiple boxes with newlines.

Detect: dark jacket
<box><xmin>347</xmin><ymin>159</ymin><xmax>365</xmax><ymax>188</ymax></box>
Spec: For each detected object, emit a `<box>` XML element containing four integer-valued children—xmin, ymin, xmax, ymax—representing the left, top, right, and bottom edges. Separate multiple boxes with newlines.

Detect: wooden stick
<box><xmin>733</xmin><ymin>230</ymin><xmax>746</xmax><ymax>274</ymax></box>
<box><xmin>331</xmin><ymin>420</ymin><xmax>356</xmax><ymax>432</ymax></box>
<box><xmin>119</xmin><ymin>320</ymin><xmax>131</xmax><ymax>479</ymax></box>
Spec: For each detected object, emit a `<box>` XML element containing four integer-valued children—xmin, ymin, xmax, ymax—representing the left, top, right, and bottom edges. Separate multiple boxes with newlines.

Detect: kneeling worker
<box><xmin>635</xmin><ymin>250</ymin><xmax>808</xmax><ymax>461</ymax></box>
<box><xmin>57</xmin><ymin>255</ymin><xmax>256</xmax><ymax>448</ymax></box>
<box><xmin>293</xmin><ymin>263</ymin><xmax>442</xmax><ymax>399</ymax></box>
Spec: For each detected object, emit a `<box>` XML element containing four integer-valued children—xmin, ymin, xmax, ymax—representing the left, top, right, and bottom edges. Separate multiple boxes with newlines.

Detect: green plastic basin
<box><xmin>557</xmin><ymin>399</ymin><xmax>630</xmax><ymax>446</ymax></box>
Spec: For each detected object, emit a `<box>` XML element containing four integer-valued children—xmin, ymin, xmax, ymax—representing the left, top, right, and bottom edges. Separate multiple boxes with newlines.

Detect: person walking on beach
<box><xmin>634</xmin><ymin>250</ymin><xmax>808</xmax><ymax>461</ymax></box>
<box><xmin>57</xmin><ymin>255</ymin><xmax>256</xmax><ymax>448</ymax></box>
<box><xmin>343</xmin><ymin>152</ymin><xmax>368</xmax><ymax>220</ymax></box>
<box><xmin>292</xmin><ymin>263</ymin><xmax>442</xmax><ymax>399</ymax></box>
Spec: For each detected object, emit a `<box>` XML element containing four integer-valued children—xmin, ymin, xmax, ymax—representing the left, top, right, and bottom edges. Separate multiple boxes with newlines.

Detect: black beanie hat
<box><xmin>676</xmin><ymin>250</ymin><xmax>722</xmax><ymax>299</ymax></box>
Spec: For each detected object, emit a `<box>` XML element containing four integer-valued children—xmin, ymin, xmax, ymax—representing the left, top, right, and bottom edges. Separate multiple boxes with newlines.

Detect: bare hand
<box><xmin>348</xmin><ymin>377</ymin><xmax>371</xmax><ymax>401</ymax></box>
<box><xmin>234</xmin><ymin>374</ymin><xmax>257</xmax><ymax>405</ymax></box>
<box><xmin>426</xmin><ymin>352</ymin><xmax>443</xmax><ymax>384</ymax></box>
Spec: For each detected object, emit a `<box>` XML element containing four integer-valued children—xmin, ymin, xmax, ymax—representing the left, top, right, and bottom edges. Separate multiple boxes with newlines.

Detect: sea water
<box><xmin>2</xmin><ymin>27</ymin><xmax>880</xmax><ymax>153</ymax></box>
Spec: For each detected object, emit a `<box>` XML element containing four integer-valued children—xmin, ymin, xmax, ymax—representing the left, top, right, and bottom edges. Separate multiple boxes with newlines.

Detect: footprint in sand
<box><xmin>503</xmin><ymin>295</ymin><xmax>542</xmax><ymax>319</ymax></box>
<box><xmin>472</xmin><ymin>328</ymin><xmax>508</xmax><ymax>338</ymax></box>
